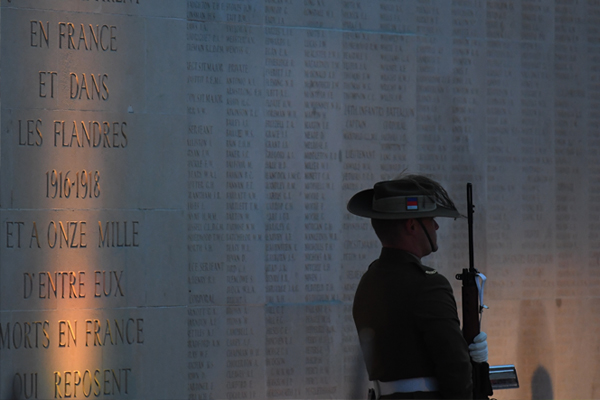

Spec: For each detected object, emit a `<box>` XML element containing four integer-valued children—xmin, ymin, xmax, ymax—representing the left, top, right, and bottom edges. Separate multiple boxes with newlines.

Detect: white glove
<box><xmin>468</xmin><ymin>331</ymin><xmax>488</xmax><ymax>363</ymax></box>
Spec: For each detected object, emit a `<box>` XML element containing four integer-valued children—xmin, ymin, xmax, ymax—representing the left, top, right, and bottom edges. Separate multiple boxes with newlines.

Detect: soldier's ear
<box><xmin>405</xmin><ymin>218</ymin><xmax>417</xmax><ymax>233</ymax></box>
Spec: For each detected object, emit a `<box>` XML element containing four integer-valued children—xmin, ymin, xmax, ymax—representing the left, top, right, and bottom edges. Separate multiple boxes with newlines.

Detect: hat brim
<box><xmin>347</xmin><ymin>189</ymin><xmax>463</xmax><ymax>220</ymax></box>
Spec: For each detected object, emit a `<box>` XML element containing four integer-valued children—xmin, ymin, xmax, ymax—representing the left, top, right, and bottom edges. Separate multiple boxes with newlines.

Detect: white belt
<box><xmin>374</xmin><ymin>377</ymin><xmax>439</xmax><ymax>396</ymax></box>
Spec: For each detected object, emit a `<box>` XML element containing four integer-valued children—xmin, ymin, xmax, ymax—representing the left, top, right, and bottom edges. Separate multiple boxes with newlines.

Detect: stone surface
<box><xmin>2</xmin><ymin>1</ymin><xmax>600</xmax><ymax>399</ymax></box>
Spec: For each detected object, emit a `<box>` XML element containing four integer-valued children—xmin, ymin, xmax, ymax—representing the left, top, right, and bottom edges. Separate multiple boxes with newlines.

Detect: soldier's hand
<box><xmin>468</xmin><ymin>331</ymin><xmax>488</xmax><ymax>363</ymax></box>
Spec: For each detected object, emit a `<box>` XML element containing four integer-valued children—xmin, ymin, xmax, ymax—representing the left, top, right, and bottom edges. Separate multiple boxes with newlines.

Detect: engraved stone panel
<box><xmin>0</xmin><ymin>1</ymin><xmax>187</xmax><ymax>399</ymax></box>
<box><xmin>4</xmin><ymin>1</ymin><xmax>600</xmax><ymax>400</ymax></box>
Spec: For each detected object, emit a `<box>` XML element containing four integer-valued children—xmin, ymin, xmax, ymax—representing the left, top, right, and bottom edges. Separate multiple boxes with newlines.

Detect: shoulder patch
<box><xmin>425</xmin><ymin>269</ymin><xmax>437</xmax><ymax>275</ymax></box>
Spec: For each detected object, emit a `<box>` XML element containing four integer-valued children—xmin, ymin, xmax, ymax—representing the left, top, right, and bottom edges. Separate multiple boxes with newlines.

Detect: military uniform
<box><xmin>353</xmin><ymin>248</ymin><xmax>473</xmax><ymax>399</ymax></box>
<box><xmin>347</xmin><ymin>175</ymin><xmax>480</xmax><ymax>399</ymax></box>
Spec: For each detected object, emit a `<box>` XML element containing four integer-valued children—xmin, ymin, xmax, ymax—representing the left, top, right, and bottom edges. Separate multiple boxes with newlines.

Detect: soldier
<box><xmin>348</xmin><ymin>175</ymin><xmax>487</xmax><ymax>399</ymax></box>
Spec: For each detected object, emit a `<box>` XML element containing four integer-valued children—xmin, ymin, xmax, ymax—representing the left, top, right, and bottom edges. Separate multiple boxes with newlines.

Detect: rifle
<box><xmin>456</xmin><ymin>183</ymin><xmax>481</xmax><ymax>344</ymax></box>
<box><xmin>456</xmin><ymin>183</ymin><xmax>518</xmax><ymax>397</ymax></box>
<box><xmin>456</xmin><ymin>183</ymin><xmax>491</xmax><ymax>399</ymax></box>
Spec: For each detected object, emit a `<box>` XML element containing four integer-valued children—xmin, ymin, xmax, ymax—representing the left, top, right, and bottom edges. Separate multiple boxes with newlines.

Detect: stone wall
<box><xmin>2</xmin><ymin>1</ymin><xmax>600</xmax><ymax>399</ymax></box>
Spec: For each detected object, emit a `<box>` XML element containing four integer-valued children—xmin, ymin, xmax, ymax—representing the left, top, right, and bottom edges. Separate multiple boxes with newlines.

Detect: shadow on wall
<box><xmin>517</xmin><ymin>299</ymin><xmax>554</xmax><ymax>400</ymax></box>
<box><xmin>531</xmin><ymin>366</ymin><xmax>553</xmax><ymax>400</ymax></box>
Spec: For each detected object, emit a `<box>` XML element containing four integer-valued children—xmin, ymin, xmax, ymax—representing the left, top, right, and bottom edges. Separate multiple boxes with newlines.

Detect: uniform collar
<box><xmin>380</xmin><ymin>247</ymin><xmax>421</xmax><ymax>263</ymax></box>
<box><xmin>378</xmin><ymin>247</ymin><xmax>437</xmax><ymax>275</ymax></box>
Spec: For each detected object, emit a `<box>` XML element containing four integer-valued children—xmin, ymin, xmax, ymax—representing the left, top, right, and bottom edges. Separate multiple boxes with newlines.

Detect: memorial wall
<box><xmin>1</xmin><ymin>1</ymin><xmax>600</xmax><ymax>399</ymax></box>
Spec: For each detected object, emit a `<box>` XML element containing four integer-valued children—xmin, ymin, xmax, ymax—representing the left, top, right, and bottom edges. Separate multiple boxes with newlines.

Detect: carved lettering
<box><xmin>98</xmin><ymin>221</ymin><xmax>139</xmax><ymax>247</ymax></box>
<box><xmin>46</xmin><ymin>171</ymin><xmax>101</xmax><ymax>199</ymax></box>
<box><xmin>39</xmin><ymin>71</ymin><xmax>58</xmax><ymax>98</ymax></box>
<box><xmin>18</xmin><ymin>119</ymin><xmax>43</xmax><ymax>146</ymax></box>
<box><xmin>69</xmin><ymin>73</ymin><xmax>109</xmax><ymax>100</ymax></box>
<box><xmin>58</xmin><ymin>320</ymin><xmax>77</xmax><ymax>347</ymax></box>
<box><xmin>85</xmin><ymin>318</ymin><xmax>143</xmax><ymax>346</ymax></box>
<box><xmin>94</xmin><ymin>270</ymin><xmax>125</xmax><ymax>297</ymax></box>
<box><xmin>24</xmin><ymin>271</ymin><xmax>86</xmax><ymax>299</ymax></box>
<box><xmin>53</xmin><ymin>120</ymin><xmax>128</xmax><ymax>148</ymax></box>
<box><xmin>54</xmin><ymin>368</ymin><xmax>132</xmax><ymax>399</ymax></box>
<box><xmin>30</xmin><ymin>222</ymin><xmax>41</xmax><ymax>248</ymax></box>
<box><xmin>6</xmin><ymin>221</ymin><xmax>128</xmax><ymax>249</ymax></box>
<box><xmin>30</xmin><ymin>20</ymin><xmax>50</xmax><ymax>47</ymax></box>
<box><xmin>12</xmin><ymin>372</ymin><xmax>38</xmax><ymax>400</ymax></box>
<box><xmin>6</xmin><ymin>221</ymin><xmax>25</xmax><ymax>248</ymax></box>
<box><xmin>58</xmin><ymin>22</ymin><xmax>117</xmax><ymax>51</ymax></box>
<box><xmin>46</xmin><ymin>221</ymin><xmax>87</xmax><ymax>248</ymax></box>
<box><xmin>0</xmin><ymin>321</ymin><xmax>50</xmax><ymax>349</ymax></box>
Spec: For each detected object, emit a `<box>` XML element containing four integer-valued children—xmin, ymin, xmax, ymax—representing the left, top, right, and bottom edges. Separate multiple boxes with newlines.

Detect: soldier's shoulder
<box><xmin>417</xmin><ymin>264</ymin><xmax>452</xmax><ymax>285</ymax></box>
<box><xmin>422</xmin><ymin>266</ymin><xmax>438</xmax><ymax>275</ymax></box>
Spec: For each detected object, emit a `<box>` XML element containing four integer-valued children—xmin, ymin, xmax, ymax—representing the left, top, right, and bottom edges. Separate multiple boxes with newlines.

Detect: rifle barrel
<box><xmin>467</xmin><ymin>183</ymin><xmax>475</xmax><ymax>273</ymax></box>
